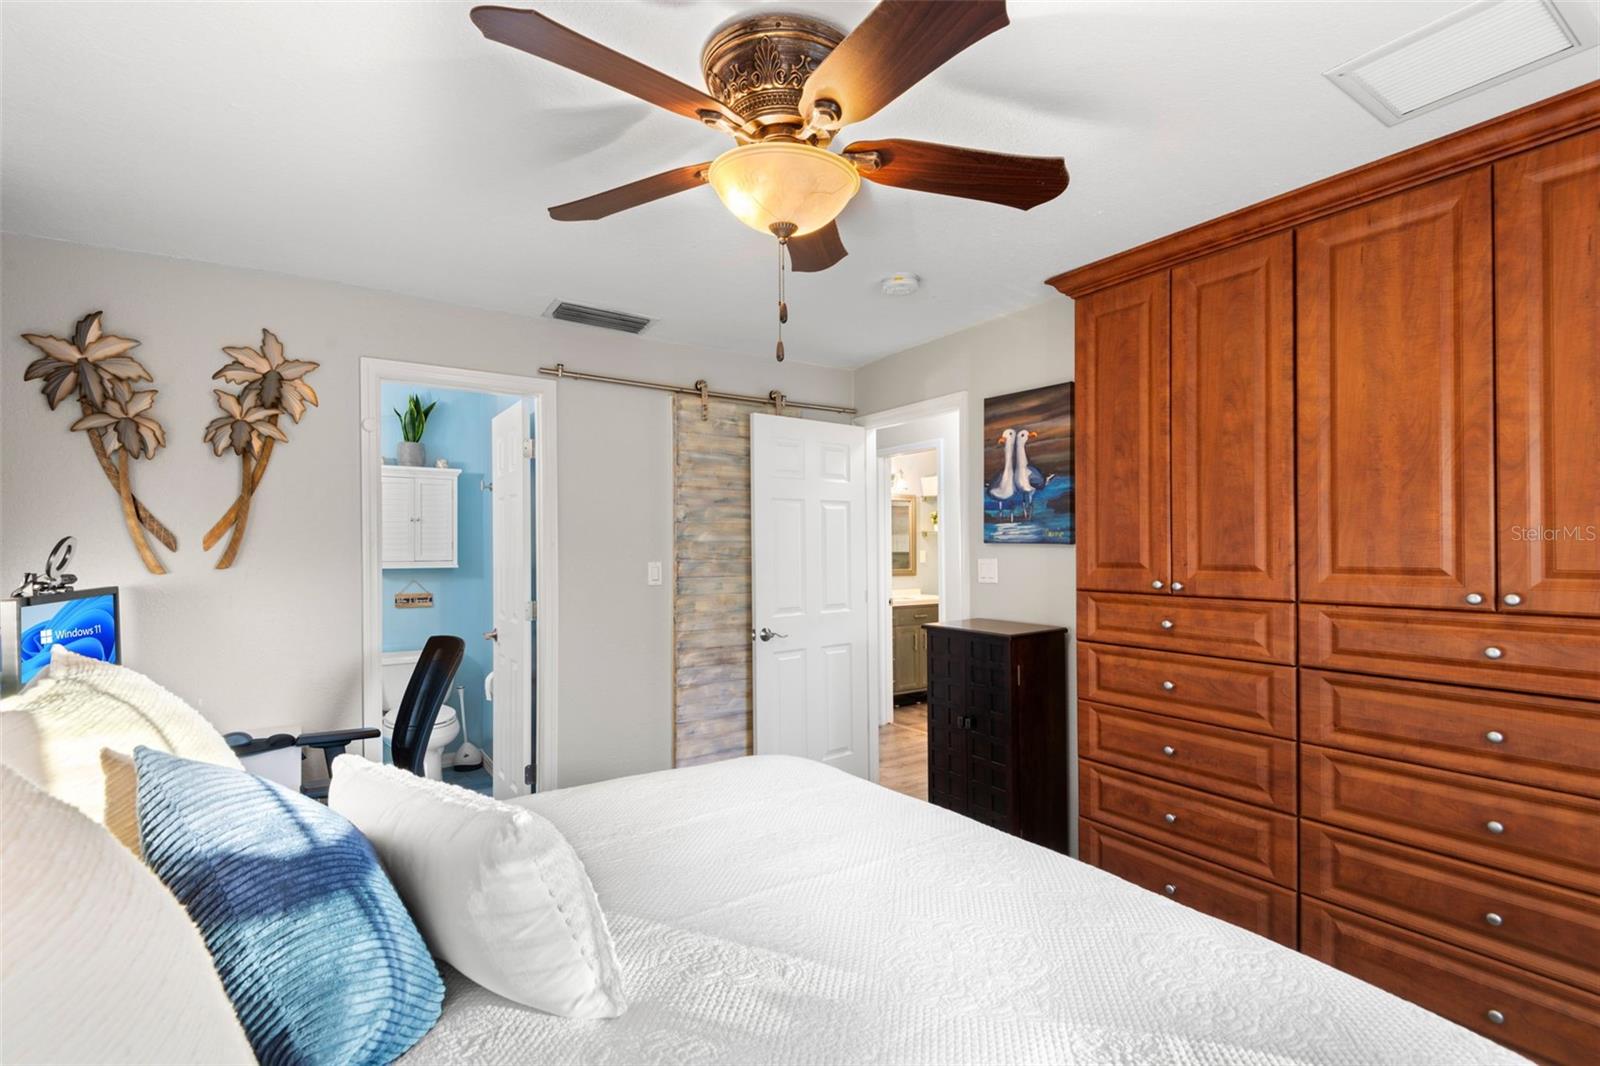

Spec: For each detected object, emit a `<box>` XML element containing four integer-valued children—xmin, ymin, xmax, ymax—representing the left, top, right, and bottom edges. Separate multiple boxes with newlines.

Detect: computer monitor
<box><xmin>0</xmin><ymin>586</ymin><xmax>120</xmax><ymax>694</ymax></box>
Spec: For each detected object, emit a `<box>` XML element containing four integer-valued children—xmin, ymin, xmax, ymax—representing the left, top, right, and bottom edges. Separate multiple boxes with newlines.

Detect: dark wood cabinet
<box><xmin>1170</xmin><ymin>232</ymin><xmax>1296</xmax><ymax>601</ymax></box>
<box><xmin>1495</xmin><ymin>128</ymin><xmax>1600</xmax><ymax>619</ymax></box>
<box><xmin>925</xmin><ymin>619</ymin><xmax>1069</xmax><ymax>853</ymax></box>
<box><xmin>1296</xmin><ymin>170</ymin><xmax>1496</xmax><ymax>610</ymax></box>
<box><xmin>1075</xmin><ymin>273</ymin><xmax>1169</xmax><ymax>594</ymax></box>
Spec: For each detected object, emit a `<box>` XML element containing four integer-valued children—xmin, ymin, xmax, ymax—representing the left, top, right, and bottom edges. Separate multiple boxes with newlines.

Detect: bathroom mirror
<box><xmin>891</xmin><ymin>495</ymin><xmax>917</xmax><ymax>576</ymax></box>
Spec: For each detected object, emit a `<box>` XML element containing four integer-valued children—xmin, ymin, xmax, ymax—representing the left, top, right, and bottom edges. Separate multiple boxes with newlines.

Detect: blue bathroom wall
<box><xmin>381</xmin><ymin>383</ymin><xmax>535</xmax><ymax>763</ymax></box>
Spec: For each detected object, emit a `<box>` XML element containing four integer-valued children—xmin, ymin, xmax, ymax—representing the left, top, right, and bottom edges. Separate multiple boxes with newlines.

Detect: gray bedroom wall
<box><xmin>0</xmin><ymin>234</ymin><xmax>853</xmax><ymax>788</ymax></box>
<box><xmin>853</xmin><ymin>297</ymin><xmax>1078</xmax><ymax>850</ymax></box>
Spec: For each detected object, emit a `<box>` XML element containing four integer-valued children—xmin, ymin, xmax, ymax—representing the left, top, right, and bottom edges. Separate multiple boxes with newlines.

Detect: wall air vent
<box><xmin>1325</xmin><ymin>0</ymin><xmax>1594</xmax><ymax>126</ymax></box>
<box><xmin>545</xmin><ymin>301</ymin><xmax>652</xmax><ymax>335</ymax></box>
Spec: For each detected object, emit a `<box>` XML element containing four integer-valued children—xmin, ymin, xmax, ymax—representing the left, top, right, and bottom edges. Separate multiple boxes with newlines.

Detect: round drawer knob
<box><xmin>1170</xmin><ymin>582</ymin><xmax>1184</xmax><ymax>591</ymax></box>
<box><xmin>1162</xmin><ymin>745</ymin><xmax>1177</xmax><ymax>757</ymax></box>
<box><xmin>1503</xmin><ymin>593</ymin><xmax>1522</xmax><ymax>606</ymax></box>
<box><xmin>1151</xmin><ymin>580</ymin><xmax>1165</xmax><ymax>590</ymax></box>
<box><xmin>1484</xmin><ymin>646</ymin><xmax>1504</xmax><ymax>660</ymax></box>
<box><xmin>1465</xmin><ymin>592</ymin><xmax>1484</xmax><ymax>605</ymax></box>
<box><xmin>1163</xmin><ymin>883</ymin><xmax>1177</xmax><ymax>896</ymax></box>
<box><xmin>1161</xmin><ymin>680</ymin><xmax>1176</xmax><ymax>691</ymax></box>
<box><xmin>1485</xmin><ymin>912</ymin><xmax>1504</xmax><ymax>927</ymax></box>
<box><xmin>1163</xmin><ymin>812</ymin><xmax>1177</xmax><ymax>824</ymax></box>
<box><xmin>1160</xmin><ymin>619</ymin><xmax>1174</xmax><ymax>630</ymax></box>
<box><xmin>1485</xmin><ymin>730</ymin><xmax>1505</xmax><ymax>744</ymax></box>
<box><xmin>1486</xmin><ymin>1009</ymin><xmax>1505</xmax><ymax>1026</ymax></box>
<box><xmin>1486</xmin><ymin>820</ymin><xmax>1505</xmax><ymax>835</ymax></box>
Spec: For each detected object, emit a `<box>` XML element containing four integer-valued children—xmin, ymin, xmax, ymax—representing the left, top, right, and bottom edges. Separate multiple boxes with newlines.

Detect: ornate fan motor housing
<box><xmin>701</xmin><ymin>14</ymin><xmax>845</xmax><ymax>138</ymax></box>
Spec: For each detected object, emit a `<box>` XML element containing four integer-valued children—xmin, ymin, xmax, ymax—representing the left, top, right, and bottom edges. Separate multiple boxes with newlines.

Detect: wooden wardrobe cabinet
<box><xmin>1076</xmin><ymin>233</ymin><xmax>1295</xmax><ymax>601</ymax></box>
<box><xmin>1296</xmin><ymin>169</ymin><xmax>1496</xmax><ymax>611</ymax></box>
<box><xmin>1059</xmin><ymin>86</ymin><xmax>1600</xmax><ymax>1066</ymax></box>
<box><xmin>1494</xmin><ymin>129</ymin><xmax>1600</xmax><ymax>619</ymax></box>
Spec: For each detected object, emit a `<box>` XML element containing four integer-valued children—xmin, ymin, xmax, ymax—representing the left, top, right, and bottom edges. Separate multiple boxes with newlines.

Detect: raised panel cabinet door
<box><xmin>380</xmin><ymin>473</ymin><xmax>416</xmax><ymax>565</ymax></box>
<box><xmin>1170</xmin><ymin>232</ymin><xmax>1295</xmax><ymax>600</ymax></box>
<box><xmin>1296</xmin><ymin>170</ymin><xmax>1496</xmax><ymax>609</ymax></box>
<box><xmin>1076</xmin><ymin>272</ymin><xmax>1170</xmax><ymax>592</ymax></box>
<box><xmin>892</xmin><ymin>625</ymin><xmax>918</xmax><ymax>694</ymax></box>
<box><xmin>1495</xmin><ymin>129</ymin><xmax>1600</xmax><ymax>618</ymax></box>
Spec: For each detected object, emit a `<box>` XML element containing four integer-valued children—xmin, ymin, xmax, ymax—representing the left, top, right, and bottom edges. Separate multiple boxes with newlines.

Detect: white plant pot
<box><xmin>397</xmin><ymin>441</ymin><xmax>426</xmax><ymax>467</ymax></box>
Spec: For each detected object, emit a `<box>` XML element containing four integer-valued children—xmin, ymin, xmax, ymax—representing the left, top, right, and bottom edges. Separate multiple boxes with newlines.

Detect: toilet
<box><xmin>379</xmin><ymin>649</ymin><xmax>460</xmax><ymax>780</ymax></box>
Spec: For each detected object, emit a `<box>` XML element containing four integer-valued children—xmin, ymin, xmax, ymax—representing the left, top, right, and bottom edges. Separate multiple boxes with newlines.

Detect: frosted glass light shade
<box><xmin>707</xmin><ymin>142</ymin><xmax>861</xmax><ymax>237</ymax></box>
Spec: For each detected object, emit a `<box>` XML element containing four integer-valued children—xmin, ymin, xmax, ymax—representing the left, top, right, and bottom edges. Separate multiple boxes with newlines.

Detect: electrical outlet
<box><xmin>647</xmin><ymin>561</ymin><xmax>663</xmax><ymax>586</ymax></box>
<box><xmin>977</xmin><ymin>558</ymin><xmax>999</xmax><ymax>584</ymax></box>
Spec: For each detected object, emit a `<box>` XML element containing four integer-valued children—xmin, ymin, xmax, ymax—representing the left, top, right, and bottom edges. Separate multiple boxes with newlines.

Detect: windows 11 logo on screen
<box><xmin>16</xmin><ymin>592</ymin><xmax>119</xmax><ymax>685</ymax></box>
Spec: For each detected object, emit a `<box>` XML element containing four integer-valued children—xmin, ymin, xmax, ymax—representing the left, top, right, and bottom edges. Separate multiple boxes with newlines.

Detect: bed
<box><xmin>402</xmin><ymin>755</ymin><xmax>1525</xmax><ymax>1065</ymax></box>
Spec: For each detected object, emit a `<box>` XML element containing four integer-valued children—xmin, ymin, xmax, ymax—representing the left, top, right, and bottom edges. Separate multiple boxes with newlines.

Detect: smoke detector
<box><xmin>881</xmin><ymin>273</ymin><xmax>921</xmax><ymax>296</ymax></box>
<box><xmin>1325</xmin><ymin>0</ymin><xmax>1595</xmax><ymax>126</ymax></box>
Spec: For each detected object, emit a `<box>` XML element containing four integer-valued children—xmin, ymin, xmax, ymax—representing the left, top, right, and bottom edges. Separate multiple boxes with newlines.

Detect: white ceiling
<box><xmin>3</xmin><ymin>1</ymin><xmax>1596</xmax><ymax>368</ymax></box>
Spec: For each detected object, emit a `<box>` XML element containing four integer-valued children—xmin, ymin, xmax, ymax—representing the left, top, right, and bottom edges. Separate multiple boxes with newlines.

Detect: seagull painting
<box><xmin>983</xmin><ymin>382</ymin><xmax>1075</xmax><ymax>544</ymax></box>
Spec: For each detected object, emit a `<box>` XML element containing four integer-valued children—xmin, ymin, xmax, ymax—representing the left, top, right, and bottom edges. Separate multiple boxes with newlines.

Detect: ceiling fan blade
<box><xmin>844</xmin><ymin>139</ymin><xmax>1068</xmax><ymax>210</ymax></box>
<box><xmin>787</xmin><ymin>222</ymin><xmax>848</xmax><ymax>272</ymax></box>
<box><xmin>799</xmin><ymin>0</ymin><xmax>1008</xmax><ymax>127</ymax></box>
<box><xmin>548</xmin><ymin>162</ymin><xmax>712</xmax><ymax>222</ymax></box>
<box><xmin>471</xmin><ymin>6</ymin><xmax>740</xmax><ymax>126</ymax></box>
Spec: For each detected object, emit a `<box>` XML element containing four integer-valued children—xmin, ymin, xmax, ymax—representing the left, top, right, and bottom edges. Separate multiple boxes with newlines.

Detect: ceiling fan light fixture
<box><xmin>707</xmin><ymin>142</ymin><xmax>860</xmax><ymax>237</ymax></box>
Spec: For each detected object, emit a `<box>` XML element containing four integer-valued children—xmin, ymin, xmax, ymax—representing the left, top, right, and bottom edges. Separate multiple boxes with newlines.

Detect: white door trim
<box><xmin>359</xmin><ymin>358</ymin><xmax>560</xmax><ymax>793</ymax></box>
<box><xmin>857</xmin><ymin>392</ymin><xmax>969</xmax><ymax>756</ymax></box>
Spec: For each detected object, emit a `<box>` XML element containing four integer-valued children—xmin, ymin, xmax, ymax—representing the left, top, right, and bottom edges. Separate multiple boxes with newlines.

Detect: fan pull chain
<box><xmin>770</xmin><ymin>222</ymin><xmax>796</xmax><ymax>363</ymax></box>
<box><xmin>776</xmin><ymin>234</ymin><xmax>787</xmax><ymax>363</ymax></box>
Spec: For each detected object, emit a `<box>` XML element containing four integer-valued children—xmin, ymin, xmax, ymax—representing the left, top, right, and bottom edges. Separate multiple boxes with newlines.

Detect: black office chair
<box><xmin>384</xmin><ymin>634</ymin><xmax>465</xmax><ymax>777</ymax></box>
<box><xmin>227</xmin><ymin>634</ymin><xmax>466</xmax><ymax>800</ymax></box>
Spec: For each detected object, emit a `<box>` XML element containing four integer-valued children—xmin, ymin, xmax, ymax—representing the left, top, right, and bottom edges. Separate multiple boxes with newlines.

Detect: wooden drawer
<box><xmin>893</xmin><ymin>603</ymin><xmax>940</xmax><ymax>627</ymax></box>
<box><xmin>1077</xmin><ymin>592</ymin><xmax>1295</xmax><ymax>664</ymax></box>
<box><xmin>1302</xmin><ymin>822</ymin><xmax>1600</xmax><ymax>990</ymax></box>
<box><xmin>1080</xmin><ymin>701</ymin><xmax>1296</xmax><ymax>809</ymax></box>
<box><xmin>1081</xmin><ymin>761</ymin><xmax>1296</xmax><ymax>885</ymax></box>
<box><xmin>1299</xmin><ymin>604</ymin><xmax>1600</xmax><ymax>700</ymax></box>
<box><xmin>1078</xmin><ymin>642</ymin><xmax>1296</xmax><ymax>737</ymax></box>
<box><xmin>1303</xmin><ymin>898</ymin><xmax>1600</xmax><ymax>1066</ymax></box>
<box><xmin>1301</xmin><ymin>746</ymin><xmax>1600</xmax><ymax>893</ymax></box>
<box><xmin>1302</xmin><ymin>669</ymin><xmax>1600</xmax><ymax>798</ymax></box>
<box><xmin>1082</xmin><ymin>821</ymin><xmax>1296</xmax><ymax>947</ymax></box>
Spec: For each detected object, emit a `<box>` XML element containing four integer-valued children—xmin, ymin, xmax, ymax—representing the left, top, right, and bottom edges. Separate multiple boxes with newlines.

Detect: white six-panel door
<box><xmin>750</xmin><ymin>413</ymin><xmax>872</xmax><ymax>778</ymax></box>
<box><xmin>490</xmin><ymin>401</ymin><xmax>533</xmax><ymax>798</ymax></box>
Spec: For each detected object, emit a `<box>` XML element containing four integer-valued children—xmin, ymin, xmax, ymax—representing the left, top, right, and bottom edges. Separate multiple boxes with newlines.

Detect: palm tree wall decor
<box><xmin>21</xmin><ymin>312</ymin><xmax>174</xmax><ymax>574</ymax></box>
<box><xmin>202</xmin><ymin>329</ymin><xmax>319</xmax><ymax>569</ymax></box>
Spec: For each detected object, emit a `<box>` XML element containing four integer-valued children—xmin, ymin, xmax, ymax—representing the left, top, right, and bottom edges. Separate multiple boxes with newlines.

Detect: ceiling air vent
<box><xmin>1325</xmin><ymin>0</ymin><xmax>1594</xmax><ymax>126</ymax></box>
<box><xmin>545</xmin><ymin>300</ymin><xmax>652</xmax><ymax>335</ymax></box>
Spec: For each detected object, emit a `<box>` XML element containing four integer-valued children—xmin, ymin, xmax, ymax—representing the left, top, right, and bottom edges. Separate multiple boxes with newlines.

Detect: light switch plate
<box><xmin>978</xmin><ymin>558</ymin><xmax>998</xmax><ymax>584</ymax></box>
<box><xmin>647</xmin><ymin>561</ymin><xmax>663</xmax><ymax>586</ymax></box>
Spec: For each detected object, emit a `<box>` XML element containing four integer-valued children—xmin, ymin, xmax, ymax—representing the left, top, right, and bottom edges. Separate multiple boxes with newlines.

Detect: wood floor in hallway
<box><xmin>879</xmin><ymin>702</ymin><xmax>927</xmax><ymax>801</ymax></box>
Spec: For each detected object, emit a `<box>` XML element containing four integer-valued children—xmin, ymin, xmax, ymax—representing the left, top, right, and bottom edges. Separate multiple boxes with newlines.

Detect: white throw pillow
<box><xmin>330</xmin><ymin>757</ymin><xmax>627</xmax><ymax>1018</ymax></box>
<box><xmin>0</xmin><ymin>645</ymin><xmax>241</xmax><ymax>824</ymax></box>
<box><xmin>0</xmin><ymin>764</ymin><xmax>255</xmax><ymax>1065</ymax></box>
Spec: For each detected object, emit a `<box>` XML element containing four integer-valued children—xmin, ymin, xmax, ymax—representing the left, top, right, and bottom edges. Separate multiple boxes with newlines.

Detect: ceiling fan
<box><xmin>471</xmin><ymin>0</ymin><xmax>1069</xmax><ymax>358</ymax></box>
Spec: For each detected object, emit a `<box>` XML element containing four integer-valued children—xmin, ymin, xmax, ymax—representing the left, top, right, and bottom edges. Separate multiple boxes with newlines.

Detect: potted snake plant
<box><xmin>394</xmin><ymin>393</ymin><xmax>436</xmax><ymax>467</ymax></box>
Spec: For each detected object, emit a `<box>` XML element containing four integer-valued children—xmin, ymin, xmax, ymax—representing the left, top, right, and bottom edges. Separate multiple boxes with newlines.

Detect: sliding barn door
<box><xmin>749</xmin><ymin>414</ymin><xmax>871</xmax><ymax>778</ymax></box>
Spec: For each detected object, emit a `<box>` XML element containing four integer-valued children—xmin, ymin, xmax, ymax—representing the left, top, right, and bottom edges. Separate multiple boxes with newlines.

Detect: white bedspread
<box><xmin>401</xmin><ymin>756</ymin><xmax>1524</xmax><ymax>1065</ymax></box>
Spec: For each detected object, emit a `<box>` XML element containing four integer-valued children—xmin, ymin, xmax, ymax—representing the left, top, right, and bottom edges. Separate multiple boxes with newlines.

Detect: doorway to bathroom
<box><xmin>857</xmin><ymin>392</ymin><xmax>968</xmax><ymax>803</ymax></box>
<box><xmin>360</xmin><ymin>359</ymin><xmax>558</xmax><ymax>799</ymax></box>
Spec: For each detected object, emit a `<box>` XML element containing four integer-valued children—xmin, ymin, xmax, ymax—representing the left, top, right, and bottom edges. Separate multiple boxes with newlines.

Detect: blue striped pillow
<box><xmin>134</xmin><ymin>747</ymin><xmax>442</xmax><ymax>1066</ymax></box>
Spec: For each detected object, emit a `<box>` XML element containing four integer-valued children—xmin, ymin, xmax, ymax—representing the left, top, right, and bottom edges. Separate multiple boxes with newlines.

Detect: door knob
<box><xmin>1151</xmin><ymin>580</ymin><xmax>1164</xmax><ymax>589</ymax></box>
<box><xmin>757</xmin><ymin>628</ymin><xmax>788</xmax><ymax>642</ymax></box>
<box><xmin>483</xmin><ymin>628</ymin><xmax>498</xmax><ymax>642</ymax></box>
